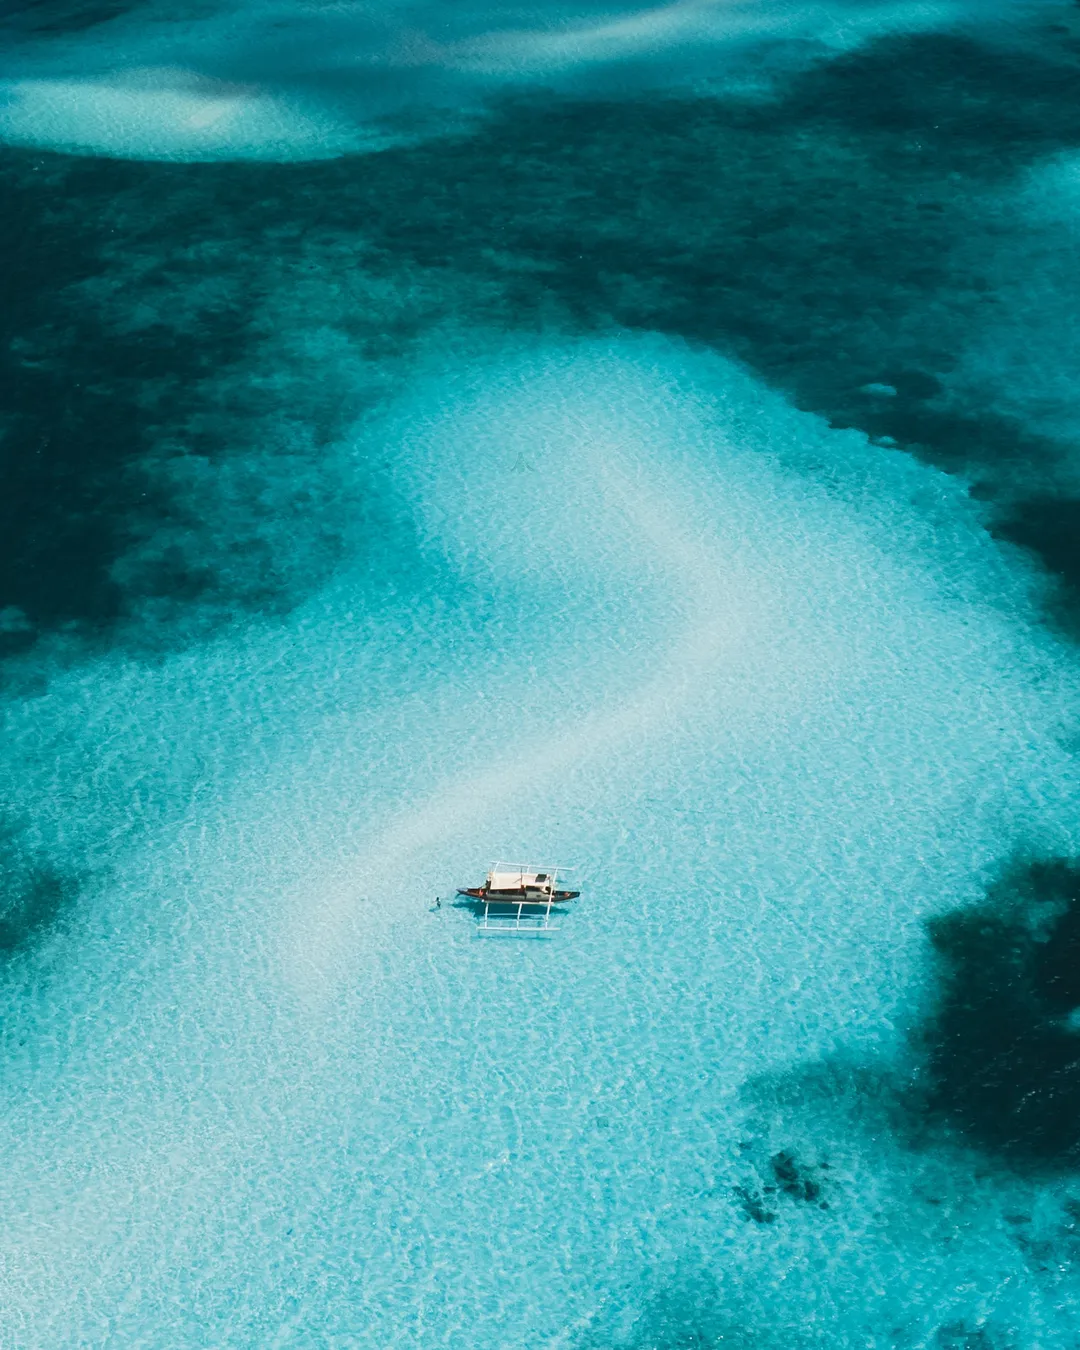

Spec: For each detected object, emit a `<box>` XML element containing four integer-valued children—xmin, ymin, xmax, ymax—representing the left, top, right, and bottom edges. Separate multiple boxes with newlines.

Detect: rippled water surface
<box><xmin>3</xmin><ymin>2</ymin><xmax>1080</xmax><ymax>1346</ymax></box>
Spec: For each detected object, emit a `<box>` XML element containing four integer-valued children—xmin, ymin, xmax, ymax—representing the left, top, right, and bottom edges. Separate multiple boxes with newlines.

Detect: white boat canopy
<box><xmin>487</xmin><ymin>864</ymin><xmax>562</xmax><ymax>891</ymax></box>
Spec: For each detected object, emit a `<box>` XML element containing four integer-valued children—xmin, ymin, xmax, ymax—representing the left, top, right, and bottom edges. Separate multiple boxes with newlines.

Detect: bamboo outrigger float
<box><xmin>458</xmin><ymin>863</ymin><xmax>579</xmax><ymax>937</ymax></box>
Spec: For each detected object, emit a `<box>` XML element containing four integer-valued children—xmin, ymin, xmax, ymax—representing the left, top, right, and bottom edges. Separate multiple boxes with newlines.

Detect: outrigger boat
<box><xmin>458</xmin><ymin>863</ymin><xmax>579</xmax><ymax>937</ymax></box>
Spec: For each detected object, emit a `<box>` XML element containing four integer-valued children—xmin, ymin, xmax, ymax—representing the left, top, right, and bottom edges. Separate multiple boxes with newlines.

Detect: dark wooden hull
<box><xmin>457</xmin><ymin>888</ymin><xmax>579</xmax><ymax>902</ymax></box>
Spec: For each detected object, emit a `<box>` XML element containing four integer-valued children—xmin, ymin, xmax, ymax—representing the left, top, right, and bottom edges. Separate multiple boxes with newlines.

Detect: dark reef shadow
<box><xmin>0</xmin><ymin>0</ymin><xmax>133</xmax><ymax>37</ymax></box>
<box><xmin>573</xmin><ymin>1268</ymin><xmax>808</xmax><ymax>1350</ymax></box>
<box><xmin>706</xmin><ymin>856</ymin><xmax>1080</xmax><ymax>1346</ymax></box>
<box><xmin>741</xmin><ymin>856</ymin><xmax>1080</xmax><ymax>1178</ymax></box>
<box><xmin>991</xmin><ymin>499</ymin><xmax>1080</xmax><ymax>643</ymax></box>
<box><xmin>0</xmin><ymin>816</ymin><xmax>80</xmax><ymax>957</ymax></box>
<box><xmin>917</xmin><ymin>857</ymin><xmax>1080</xmax><ymax>1169</ymax></box>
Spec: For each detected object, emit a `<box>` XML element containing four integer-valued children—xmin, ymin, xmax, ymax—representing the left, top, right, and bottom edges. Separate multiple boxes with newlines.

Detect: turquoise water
<box><xmin>4</xmin><ymin>4</ymin><xmax>1080</xmax><ymax>1347</ymax></box>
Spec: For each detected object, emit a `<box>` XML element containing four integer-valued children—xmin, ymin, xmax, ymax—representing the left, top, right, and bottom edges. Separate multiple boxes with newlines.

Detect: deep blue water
<box><xmin>3</xmin><ymin>2</ymin><xmax>1080</xmax><ymax>1346</ymax></box>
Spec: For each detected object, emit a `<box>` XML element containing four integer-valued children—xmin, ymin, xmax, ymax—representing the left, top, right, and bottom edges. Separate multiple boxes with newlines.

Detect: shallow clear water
<box><xmin>4</xmin><ymin>4</ymin><xmax>1080</xmax><ymax>1348</ymax></box>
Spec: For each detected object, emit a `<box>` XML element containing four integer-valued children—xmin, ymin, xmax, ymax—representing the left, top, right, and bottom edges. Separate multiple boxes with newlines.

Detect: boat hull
<box><xmin>456</xmin><ymin>888</ymin><xmax>579</xmax><ymax>902</ymax></box>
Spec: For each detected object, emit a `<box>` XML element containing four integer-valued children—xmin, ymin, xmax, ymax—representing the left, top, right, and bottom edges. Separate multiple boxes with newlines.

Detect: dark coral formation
<box><xmin>730</xmin><ymin>1143</ymin><xmax>831</xmax><ymax>1222</ymax></box>
<box><xmin>934</xmin><ymin>1324</ymin><xmax>996</xmax><ymax>1350</ymax></box>
<box><xmin>769</xmin><ymin>1150</ymin><xmax>825</xmax><ymax>1205</ymax></box>
<box><xmin>731</xmin><ymin>1183</ymin><xmax>777</xmax><ymax>1225</ymax></box>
